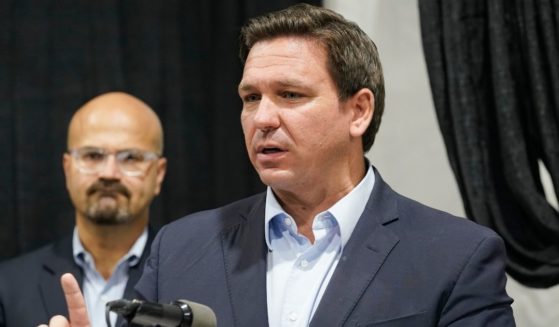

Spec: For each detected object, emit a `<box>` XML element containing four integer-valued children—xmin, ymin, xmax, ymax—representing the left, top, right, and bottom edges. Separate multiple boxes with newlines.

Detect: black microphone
<box><xmin>107</xmin><ymin>298</ymin><xmax>217</xmax><ymax>327</ymax></box>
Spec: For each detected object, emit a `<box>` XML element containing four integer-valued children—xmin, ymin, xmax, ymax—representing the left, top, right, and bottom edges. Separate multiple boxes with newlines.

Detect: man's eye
<box><xmin>120</xmin><ymin>152</ymin><xmax>143</xmax><ymax>163</ymax></box>
<box><xmin>243</xmin><ymin>94</ymin><xmax>261</xmax><ymax>103</ymax></box>
<box><xmin>281</xmin><ymin>91</ymin><xmax>301</xmax><ymax>99</ymax></box>
<box><xmin>82</xmin><ymin>152</ymin><xmax>105</xmax><ymax>161</ymax></box>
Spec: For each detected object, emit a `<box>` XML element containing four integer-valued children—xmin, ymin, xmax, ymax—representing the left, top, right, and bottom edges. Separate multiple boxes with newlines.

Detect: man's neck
<box><xmin>273</xmin><ymin>159</ymin><xmax>367</xmax><ymax>243</ymax></box>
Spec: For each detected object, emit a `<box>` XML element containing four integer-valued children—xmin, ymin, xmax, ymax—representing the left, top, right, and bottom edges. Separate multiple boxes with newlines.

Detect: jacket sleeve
<box><xmin>438</xmin><ymin>234</ymin><xmax>515</xmax><ymax>326</ymax></box>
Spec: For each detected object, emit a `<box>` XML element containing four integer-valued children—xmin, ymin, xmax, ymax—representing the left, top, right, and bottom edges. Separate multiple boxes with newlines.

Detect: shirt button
<box><xmin>300</xmin><ymin>260</ymin><xmax>309</xmax><ymax>268</ymax></box>
<box><xmin>289</xmin><ymin>312</ymin><xmax>298</xmax><ymax>321</ymax></box>
<box><xmin>284</xmin><ymin>218</ymin><xmax>292</xmax><ymax>226</ymax></box>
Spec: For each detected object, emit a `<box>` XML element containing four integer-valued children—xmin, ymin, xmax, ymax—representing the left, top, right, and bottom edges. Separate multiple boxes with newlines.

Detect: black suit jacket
<box><xmin>136</xmin><ymin>169</ymin><xmax>515</xmax><ymax>326</ymax></box>
<box><xmin>0</xmin><ymin>230</ymin><xmax>153</xmax><ymax>327</ymax></box>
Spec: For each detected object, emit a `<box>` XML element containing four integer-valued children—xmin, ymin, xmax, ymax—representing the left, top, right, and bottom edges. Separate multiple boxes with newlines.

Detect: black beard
<box><xmin>84</xmin><ymin>180</ymin><xmax>132</xmax><ymax>225</ymax></box>
<box><xmin>85</xmin><ymin>203</ymin><xmax>131</xmax><ymax>225</ymax></box>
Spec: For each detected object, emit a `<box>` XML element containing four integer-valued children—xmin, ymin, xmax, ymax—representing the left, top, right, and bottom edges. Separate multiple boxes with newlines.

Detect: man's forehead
<box><xmin>239</xmin><ymin>37</ymin><xmax>330</xmax><ymax>89</ymax></box>
<box><xmin>245</xmin><ymin>36</ymin><xmax>326</xmax><ymax>62</ymax></box>
<box><xmin>68</xmin><ymin>116</ymin><xmax>158</xmax><ymax>150</ymax></box>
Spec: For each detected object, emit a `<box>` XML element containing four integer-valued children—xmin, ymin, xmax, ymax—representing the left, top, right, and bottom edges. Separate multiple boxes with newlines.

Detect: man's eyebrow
<box><xmin>238</xmin><ymin>79</ymin><xmax>307</xmax><ymax>91</ymax></box>
<box><xmin>238</xmin><ymin>83</ymin><xmax>255</xmax><ymax>92</ymax></box>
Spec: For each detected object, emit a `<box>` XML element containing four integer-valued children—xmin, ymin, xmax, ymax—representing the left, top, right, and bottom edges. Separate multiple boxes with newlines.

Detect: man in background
<box><xmin>42</xmin><ymin>4</ymin><xmax>514</xmax><ymax>326</ymax></box>
<box><xmin>0</xmin><ymin>92</ymin><xmax>166</xmax><ymax>327</ymax></box>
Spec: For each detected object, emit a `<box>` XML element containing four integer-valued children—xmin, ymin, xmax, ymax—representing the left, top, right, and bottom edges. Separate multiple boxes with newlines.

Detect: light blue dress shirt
<box><xmin>265</xmin><ymin>166</ymin><xmax>375</xmax><ymax>327</ymax></box>
<box><xmin>73</xmin><ymin>228</ymin><xmax>147</xmax><ymax>327</ymax></box>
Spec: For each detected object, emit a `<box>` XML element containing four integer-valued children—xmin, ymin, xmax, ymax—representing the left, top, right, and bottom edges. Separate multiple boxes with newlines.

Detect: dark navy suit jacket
<box><xmin>0</xmin><ymin>230</ymin><xmax>153</xmax><ymax>327</ymax></box>
<box><xmin>136</xmin><ymin>170</ymin><xmax>515</xmax><ymax>326</ymax></box>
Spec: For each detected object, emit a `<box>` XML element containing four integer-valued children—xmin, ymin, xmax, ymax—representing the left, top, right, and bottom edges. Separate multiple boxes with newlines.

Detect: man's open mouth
<box><xmin>261</xmin><ymin>147</ymin><xmax>283</xmax><ymax>154</ymax></box>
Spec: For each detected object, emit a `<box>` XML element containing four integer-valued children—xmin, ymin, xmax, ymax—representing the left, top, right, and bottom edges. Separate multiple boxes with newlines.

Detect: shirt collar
<box><xmin>264</xmin><ymin>164</ymin><xmax>375</xmax><ymax>250</ymax></box>
<box><xmin>264</xmin><ymin>188</ymin><xmax>288</xmax><ymax>250</ymax></box>
<box><xmin>72</xmin><ymin>226</ymin><xmax>148</xmax><ymax>268</ymax></box>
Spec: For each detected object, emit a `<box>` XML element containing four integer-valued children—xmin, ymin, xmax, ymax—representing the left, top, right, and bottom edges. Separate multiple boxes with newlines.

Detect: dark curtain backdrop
<box><xmin>419</xmin><ymin>0</ymin><xmax>559</xmax><ymax>287</ymax></box>
<box><xmin>0</xmin><ymin>0</ymin><xmax>321</xmax><ymax>260</ymax></box>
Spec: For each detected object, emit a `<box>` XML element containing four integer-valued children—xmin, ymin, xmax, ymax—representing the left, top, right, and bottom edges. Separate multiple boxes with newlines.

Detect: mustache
<box><xmin>86</xmin><ymin>181</ymin><xmax>131</xmax><ymax>198</ymax></box>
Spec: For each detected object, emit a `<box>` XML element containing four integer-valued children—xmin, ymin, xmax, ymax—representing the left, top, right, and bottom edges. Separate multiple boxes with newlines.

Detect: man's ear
<box><xmin>348</xmin><ymin>88</ymin><xmax>374</xmax><ymax>138</ymax></box>
<box><xmin>62</xmin><ymin>153</ymin><xmax>72</xmax><ymax>190</ymax></box>
<box><xmin>63</xmin><ymin>153</ymin><xmax>71</xmax><ymax>178</ymax></box>
<box><xmin>153</xmin><ymin>157</ymin><xmax>167</xmax><ymax>196</ymax></box>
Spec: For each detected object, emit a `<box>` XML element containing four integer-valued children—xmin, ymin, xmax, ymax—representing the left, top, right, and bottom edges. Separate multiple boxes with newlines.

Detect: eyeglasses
<box><xmin>68</xmin><ymin>147</ymin><xmax>161</xmax><ymax>177</ymax></box>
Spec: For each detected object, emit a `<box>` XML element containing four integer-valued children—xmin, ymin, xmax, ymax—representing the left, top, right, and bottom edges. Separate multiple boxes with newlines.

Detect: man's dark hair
<box><xmin>239</xmin><ymin>3</ymin><xmax>385</xmax><ymax>152</ymax></box>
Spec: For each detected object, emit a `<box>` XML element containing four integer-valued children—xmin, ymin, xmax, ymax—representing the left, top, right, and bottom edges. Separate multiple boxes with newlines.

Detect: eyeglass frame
<box><xmin>67</xmin><ymin>146</ymin><xmax>162</xmax><ymax>177</ymax></box>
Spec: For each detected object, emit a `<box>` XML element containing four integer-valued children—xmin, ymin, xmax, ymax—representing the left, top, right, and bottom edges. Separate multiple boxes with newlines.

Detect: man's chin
<box><xmin>85</xmin><ymin>208</ymin><xmax>131</xmax><ymax>225</ymax></box>
<box><xmin>258</xmin><ymin>170</ymin><xmax>295</xmax><ymax>190</ymax></box>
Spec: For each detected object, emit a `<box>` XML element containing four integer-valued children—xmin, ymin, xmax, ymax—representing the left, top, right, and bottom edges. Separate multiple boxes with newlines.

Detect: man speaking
<box><xmin>42</xmin><ymin>4</ymin><xmax>514</xmax><ymax>326</ymax></box>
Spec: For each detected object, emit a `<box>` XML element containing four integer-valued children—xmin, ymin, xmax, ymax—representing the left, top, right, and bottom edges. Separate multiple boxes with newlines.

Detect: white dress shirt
<box><xmin>265</xmin><ymin>166</ymin><xmax>375</xmax><ymax>327</ymax></box>
<box><xmin>73</xmin><ymin>228</ymin><xmax>147</xmax><ymax>327</ymax></box>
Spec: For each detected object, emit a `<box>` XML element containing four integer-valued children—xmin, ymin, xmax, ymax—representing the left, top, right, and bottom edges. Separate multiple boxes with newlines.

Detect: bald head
<box><xmin>67</xmin><ymin>92</ymin><xmax>164</xmax><ymax>154</ymax></box>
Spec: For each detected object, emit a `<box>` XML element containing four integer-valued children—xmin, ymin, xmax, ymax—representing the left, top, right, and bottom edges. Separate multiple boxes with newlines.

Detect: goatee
<box><xmin>85</xmin><ymin>180</ymin><xmax>132</xmax><ymax>225</ymax></box>
<box><xmin>85</xmin><ymin>203</ymin><xmax>131</xmax><ymax>225</ymax></box>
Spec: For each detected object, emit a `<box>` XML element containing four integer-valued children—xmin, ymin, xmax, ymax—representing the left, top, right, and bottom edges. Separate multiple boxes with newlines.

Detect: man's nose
<box><xmin>98</xmin><ymin>155</ymin><xmax>121</xmax><ymax>179</ymax></box>
<box><xmin>253</xmin><ymin>97</ymin><xmax>280</xmax><ymax>131</ymax></box>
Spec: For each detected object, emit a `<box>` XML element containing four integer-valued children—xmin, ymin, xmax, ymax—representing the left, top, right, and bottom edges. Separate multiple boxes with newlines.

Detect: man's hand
<box><xmin>37</xmin><ymin>273</ymin><xmax>90</xmax><ymax>327</ymax></box>
<box><xmin>37</xmin><ymin>315</ymin><xmax>70</xmax><ymax>327</ymax></box>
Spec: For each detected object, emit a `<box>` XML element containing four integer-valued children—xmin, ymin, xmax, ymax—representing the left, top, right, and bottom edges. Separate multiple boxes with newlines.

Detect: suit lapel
<box><xmin>310</xmin><ymin>171</ymin><xmax>400</xmax><ymax>326</ymax></box>
<box><xmin>120</xmin><ymin>228</ymin><xmax>154</xmax><ymax>326</ymax></box>
<box><xmin>123</xmin><ymin>257</ymin><xmax>143</xmax><ymax>299</ymax></box>
<box><xmin>123</xmin><ymin>227</ymin><xmax>155</xmax><ymax>300</ymax></box>
<box><xmin>38</xmin><ymin>236</ymin><xmax>83</xmax><ymax>318</ymax></box>
<box><xmin>37</xmin><ymin>230</ymin><xmax>154</xmax><ymax>325</ymax></box>
<box><xmin>221</xmin><ymin>194</ymin><xmax>269</xmax><ymax>326</ymax></box>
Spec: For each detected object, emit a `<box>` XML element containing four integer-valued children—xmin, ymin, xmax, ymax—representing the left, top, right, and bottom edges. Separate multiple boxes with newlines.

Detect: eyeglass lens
<box><xmin>73</xmin><ymin>147</ymin><xmax>157</xmax><ymax>176</ymax></box>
